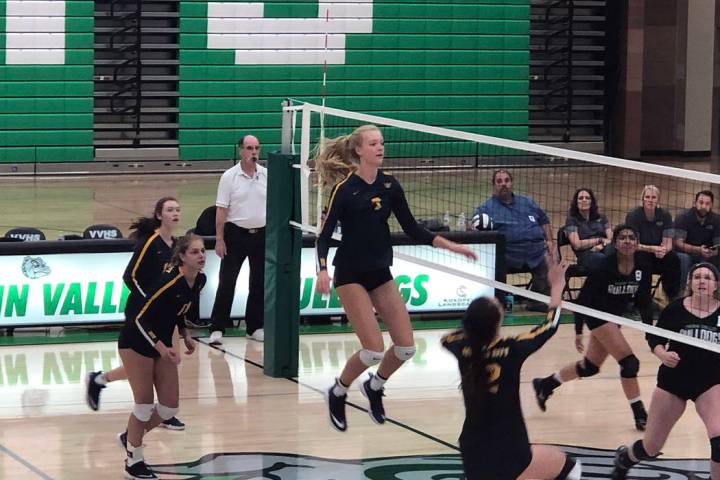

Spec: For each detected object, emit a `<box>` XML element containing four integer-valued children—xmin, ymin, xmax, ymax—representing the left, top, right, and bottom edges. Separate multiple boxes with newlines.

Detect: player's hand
<box><xmin>156</xmin><ymin>342</ymin><xmax>181</xmax><ymax>365</ymax></box>
<box><xmin>215</xmin><ymin>238</ymin><xmax>227</xmax><ymax>258</ymax></box>
<box><xmin>432</xmin><ymin>236</ymin><xmax>477</xmax><ymax>260</ymax></box>
<box><xmin>317</xmin><ymin>270</ymin><xmax>331</xmax><ymax>295</ymax></box>
<box><xmin>183</xmin><ymin>336</ymin><xmax>197</xmax><ymax>355</ymax></box>
<box><xmin>574</xmin><ymin>334</ymin><xmax>584</xmax><ymax>353</ymax></box>
<box><xmin>451</xmin><ymin>242</ymin><xmax>477</xmax><ymax>260</ymax></box>
<box><xmin>658</xmin><ymin>349</ymin><xmax>680</xmax><ymax>368</ymax></box>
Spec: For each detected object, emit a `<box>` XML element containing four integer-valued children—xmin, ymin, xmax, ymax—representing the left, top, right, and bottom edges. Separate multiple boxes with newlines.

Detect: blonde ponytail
<box><xmin>313</xmin><ymin>125</ymin><xmax>379</xmax><ymax>186</ymax></box>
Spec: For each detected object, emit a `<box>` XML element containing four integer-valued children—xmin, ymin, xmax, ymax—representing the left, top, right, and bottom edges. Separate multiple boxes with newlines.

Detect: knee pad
<box><xmin>132</xmin><ymin>403</ymin><xmax>155</xmax><ymax>422</ymax></box>
<box><xmin>359</xmin><ymin>349</ymin><xmax>384</xmax><ymax>367</ymax></box>
<box><xmin>575</xmin><ymin>357</ymin><xmax>599</xmax><ymax>378</ymax></box>
<box><xmin>393</xmin><ymin>345</ymin><xmax>416</xmax><ymax>362</ymax></box>
<box><xmin>710</xmin><ymin>436</ymin><xmax>720</xmax><ymax>462</ymax></box>
<box><xmin>155</xmin><ymin>403</ymin><xmax>179</xmax><ymax>421</ymax></box>
<box><xmin>619</xmin><ymin>354</ymin><xmax>640</xmax><ymax>378</ymax></box>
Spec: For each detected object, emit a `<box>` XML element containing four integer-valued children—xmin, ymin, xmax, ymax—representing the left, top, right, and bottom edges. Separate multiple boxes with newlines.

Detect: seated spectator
<box><xmin>674</xmin><ymin>189</ymin><xmax>720</xmax><ymax>286</ymax></box>
<box><xmin>564</xmin><ymin>188</ymin><xmax>612</xmax><ymax>270</ymax></box>
<box><xmin>624</xmin><ymin>185</ymin><xmax>681</xmax><ymax>300</ymax></box>
<box><xmin>475</xmin><ymin>169</ymin><xmax>554</xmax><ymax>312</ymax></box>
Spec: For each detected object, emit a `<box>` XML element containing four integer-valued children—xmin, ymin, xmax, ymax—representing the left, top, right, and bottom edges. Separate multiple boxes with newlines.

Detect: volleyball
<box><xmin>472</xmin><ymin>213</ymin><xmax>494</xmax><ymax>231</ymax></box>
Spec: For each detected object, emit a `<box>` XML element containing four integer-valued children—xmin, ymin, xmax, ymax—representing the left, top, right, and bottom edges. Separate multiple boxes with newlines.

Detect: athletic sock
<box><xmin>94</xmin><ymin>372</ymin><xmax>108</xmax><ymax>386</ymax></box>
<box><xmin>544</xmin><ymin>374</ymin><xmax>561</xmax><ymax>390</ymax></box>
<box><xmin>332</xmin><ymin>378</ymin><xmax>349</xmax><ymax>397</ymax></box>
<box><xmin>370</xmin><ymin>372</ymin><xmax>387</xmax><ymax>391</ymax></box>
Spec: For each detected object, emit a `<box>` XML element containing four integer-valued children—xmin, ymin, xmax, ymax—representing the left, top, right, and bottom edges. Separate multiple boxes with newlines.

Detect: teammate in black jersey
<box><xmin>85</xmin><ymin>197</ymin><xmax>188</xmax><ymax>430</ymax></box>
<box><xmin>315</xmin><ymin>125</ymin><xmax>477</xmax><ymax>431</ymax></box>
<box><xmin>443</xmin><ymin>258</ymin><xmax>581</xmax><ymax>480</ymax></box>
<box><xmin>612</xmin><ymin>262</ymin><xmax>720</xmax><ymax>480</ymax></box>
<box><xmin>117</xmin><ymin>234</ymin><xmax>206</xmax><ymax>480</ymax></box>
<box><xmin>533</xmin><ymin>224</ymin><xmax>653</xmax><ymax>430</ymax></box>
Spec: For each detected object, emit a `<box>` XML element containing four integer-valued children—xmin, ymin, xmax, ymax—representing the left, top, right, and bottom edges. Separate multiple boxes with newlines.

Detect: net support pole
<box><xmin>280</xmin><ymin>99</ymin><xmax>293</xmax><ymax>154</ymax></box>
<box><xmin>263</xmin><ymin>151</ymin><xmax>302</xmax><ymax>378</ymax></box>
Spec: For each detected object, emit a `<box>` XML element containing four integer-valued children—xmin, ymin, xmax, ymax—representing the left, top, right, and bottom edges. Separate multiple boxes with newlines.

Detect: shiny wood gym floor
<box><xmin>0</xmin><ymin>325</ymin><xmax>710</xmax><ymax>479</ymax></box>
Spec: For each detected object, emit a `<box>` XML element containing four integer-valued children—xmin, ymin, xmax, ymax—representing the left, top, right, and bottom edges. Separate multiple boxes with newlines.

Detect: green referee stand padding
<box><xmin>263</xmin><ymin>152</ymin><xmax>301</xmax><ymax>377</ymax></box>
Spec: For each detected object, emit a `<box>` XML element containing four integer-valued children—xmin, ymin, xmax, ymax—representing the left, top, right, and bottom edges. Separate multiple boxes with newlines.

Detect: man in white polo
<box><xmin>209</xmin><ymin>135</ymin><xmax>267</xmax><ymax>344</ymax></box>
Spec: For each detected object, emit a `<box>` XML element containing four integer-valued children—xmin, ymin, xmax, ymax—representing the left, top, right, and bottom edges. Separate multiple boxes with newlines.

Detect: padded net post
<box><xmin>264</xmin><ymin>151</ymin><xmax>302</xmax><ymax>377</ymax></box>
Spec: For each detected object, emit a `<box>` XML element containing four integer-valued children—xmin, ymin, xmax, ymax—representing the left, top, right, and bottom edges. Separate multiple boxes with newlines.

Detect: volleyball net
<box><xmin>281</xmin><ymin>100</ymin><xmax>720</xmax><ymax>354</ymax></box>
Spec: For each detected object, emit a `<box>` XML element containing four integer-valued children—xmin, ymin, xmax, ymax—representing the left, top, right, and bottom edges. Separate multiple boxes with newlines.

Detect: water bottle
<box><xmin>504</xmin><ymin>293</ymin><xmax>514</xmax><ymax>313</ymax></box>
<box><xmin>457</xmin><ymin>212</ymin><xmax>466</xmax><ymax>231</ymax></box>
<box><xmin>443</xmin><ymin>210</ymin><xmax>451</xmax><ymax>228</ymax></box>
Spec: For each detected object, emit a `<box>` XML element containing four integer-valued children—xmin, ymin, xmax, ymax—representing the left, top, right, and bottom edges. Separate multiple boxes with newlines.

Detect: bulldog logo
<box><xmin>21</xmin><ymin>256</ymin><xmax>51</xmax><ymax>279</ymax></box>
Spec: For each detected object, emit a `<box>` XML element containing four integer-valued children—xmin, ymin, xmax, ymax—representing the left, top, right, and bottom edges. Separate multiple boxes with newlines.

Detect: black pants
<box><xmin>508</xmin><ymin>259</ymin><xmax>549</xmax><ymax>301</ymax></box>
<box><xmin>636</xmin><ymin>250</ymin><xmax>681</xmax><ymax>300</ymax></box>
<box><xmin>210</xmin><ymin>223</ymin><xmax>265</xmax><ymax>335</ymax></box>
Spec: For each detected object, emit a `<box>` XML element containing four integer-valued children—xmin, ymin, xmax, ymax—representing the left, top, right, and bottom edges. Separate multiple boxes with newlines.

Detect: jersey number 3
<box><xmin>177</xmin><ymin>302</ymin><xmax>192</xmax><ymax>316</ymax></box>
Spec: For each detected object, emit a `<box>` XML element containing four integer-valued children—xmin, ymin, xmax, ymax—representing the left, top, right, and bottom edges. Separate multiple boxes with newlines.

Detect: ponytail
<box><xmin>461</xmin><ymin>297</ymin><xmax>502</xmax><ymax>397</ymax></box>
<box><xmin>129</xmin><ymin>196</ymin><xmax>178</xmax><ymax>242</ymax></box>
<box><xmin>313</xmin><ymin>124</ymin><xmax>379</xmax><ymax>186</ymax></box>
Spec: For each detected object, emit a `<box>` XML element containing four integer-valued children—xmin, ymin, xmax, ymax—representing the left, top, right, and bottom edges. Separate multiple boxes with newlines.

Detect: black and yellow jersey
<box><xmin>316</xmin><ymin>171</ymin><xmax>435</xmax><ymax>272</ymax></box>
<box><xmin>132</xmin><ymin>266</ymin><xmax>206</xmax><ymax>351</ymax></box>
<box><xmin>122</xmin><ymin>231</ymin><xmax>174</xmax><ymax>319</ymax></box>
<box><xmin>442</xmin><ymin>308</ymin><xmax>561</xmax><ymax>446</ymax></box>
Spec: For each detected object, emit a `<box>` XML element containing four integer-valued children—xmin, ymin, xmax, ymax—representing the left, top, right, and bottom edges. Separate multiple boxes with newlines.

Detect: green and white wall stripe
<box><xmin>179</xmin><ymin>0</ymin><xmax>530</xmax><ymax>161</ymax></box>
<box><xmin>0</xmin><ymin>0</ymin><xmax>94</xmax><ymax>163</ymax></box>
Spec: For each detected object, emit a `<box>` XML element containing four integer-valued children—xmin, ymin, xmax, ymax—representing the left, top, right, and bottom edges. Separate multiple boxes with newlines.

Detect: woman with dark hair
<box><xmin>533</xmin><ymin>224</ymin><xmax>654</xmax><ymax>431</ymax></box>
<box><xmin>612</xmin><ymin>262</ymin><xmax>720</xmax><ymax>480</ymax></box>
<box><xmin>564</xmin><ymin>188</ymin><xmax>612</xmax><ymax>270</ymax></box>
<box><xmin>315</xmin><ymin>124</ymin><xmax>477</xmax><ymax>432</ymax></box>
<box><xmin>442</xmin><ymin>259</ymin><xmax>581</xmax><ymax>480</ymax></box>
<box><xmin>86</xmin><ymin>197</ymin><xmax>187</xmax><ymax>430</ymax></box>
<box><xmin>117</xmin><ymin>234</ymin><xmax>206</xmax><ymax>480</ymax></box>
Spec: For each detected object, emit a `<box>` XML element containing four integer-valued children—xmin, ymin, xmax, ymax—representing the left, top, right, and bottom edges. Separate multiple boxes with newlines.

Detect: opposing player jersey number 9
<box><xmin>486</xmin><ymin>363</ymin><xmax>501</xmax><ymax>394</ymax></box>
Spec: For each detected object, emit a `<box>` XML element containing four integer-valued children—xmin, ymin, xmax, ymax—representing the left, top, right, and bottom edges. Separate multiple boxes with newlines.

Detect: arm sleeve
<box><xmin>391</xmin><ymin>179</ymin><xmax>436</xmax><ymax>245</ymax></box>
<box><xmin>316</xmin><ymin>182</ymin><xmax>344</xmax><ymax>271</ymax></box>
<box><xmin>134</xmin><ymin>275</ymin><xmax>181</xmax><ymax>348</ymax></box>
<box><xmin>647</xmin><ymin>305</ymin><xmax>671</xmax><ymax>350</ymax></box>
<box><xmin>574</xmin><ymin>269</ymin><xmax>606</xmax><ymax>333</ymax></box>
<box><xmin>713</xmin><ymin>216</ymin><xmax>720</xmax><ymax>245</ymax></box>
<box><xmin>122</xmin><ymin>235</ymin><xmax>156</xmax><ymax>298</ymax></box>
<box><xmin>181</xmin><ymin>274</ymin><xmax>206</xmax><ymax>334</ymax></box>
<box><xmin>674</xmin><ymin>211</ymin><xmax>688</xmax><ymax>241</ymax></box>
<box><xmin>532</xmin><ymin>199</ymin><xmax>550</xmax><ymax>226</ymax></box>
<box><xmin>625</xmin><ymin>209</ymin><xmax>638</xmax><ymax>231</ymax></box>
<box><xmin>215</xmin><ymin>171</ymin><xmax>232</xmax><ymax>208</ymax></box>
<box><xmin>513</xmin><ymin>307</ymin><xmax>562</xmax><ymax>360</ymax></box>
<box><xmin>662</xmin><ymin>210</ymin><xmax>674</xmax><ymax>238</ymax></box>
<box><xmin>600</xmin><ymin>214</ymin><xmax>610</xmax><ymax>231</ymax></box>
<box><xmin>564</xmin><ymin>215</ymin><xmax>579</xmax><ymax>233</ymax></box>
<box><xmin>440</xmin><ymin>329</ymin><xmax>465</xmax><ymax>360</ymax></box>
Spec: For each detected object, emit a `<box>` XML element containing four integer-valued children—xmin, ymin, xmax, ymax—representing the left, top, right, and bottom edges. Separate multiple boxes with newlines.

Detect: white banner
<box><xmin>0</xmin><ymin>244</ymin><xmax>495</xmax><ymax>327</ymax></box>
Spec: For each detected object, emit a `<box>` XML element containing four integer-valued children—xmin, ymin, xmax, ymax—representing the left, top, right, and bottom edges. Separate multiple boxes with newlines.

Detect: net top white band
<box><xmin>285</xmin><ymin>101</ymin><xmax>720</xmax><ymax>185</ymax></box>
